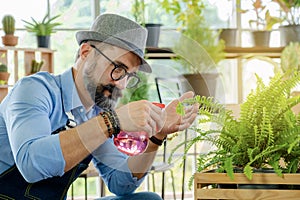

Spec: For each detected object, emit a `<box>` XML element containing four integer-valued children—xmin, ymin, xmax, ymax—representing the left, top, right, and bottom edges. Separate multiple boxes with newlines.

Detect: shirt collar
<box><xmin>60</xmin><ymin>68</ymin><xmax>83</xmax><ymax>113</ymax></box>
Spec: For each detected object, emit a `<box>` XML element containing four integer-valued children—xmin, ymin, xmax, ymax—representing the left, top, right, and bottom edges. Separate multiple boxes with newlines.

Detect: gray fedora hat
<box><xmin>76</xmin><ymin>13</ymin><xmax>151</xmax><ymax>73</ymax></box>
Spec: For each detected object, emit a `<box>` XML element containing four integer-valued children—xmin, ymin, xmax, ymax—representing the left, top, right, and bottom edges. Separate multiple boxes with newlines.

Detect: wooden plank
<box><xmin>0</xmin><ymin>87</ymin><xmax>8</xmax><ymax>102</ymax></box>
<box><xmin>194</xmin><ymin>173</ymin><xmax>300</xmax><ymax>200</ymax></box>
<box><xmin>0</xmin><ymin>49</ymin><xmax>8</xmax><ymax>65</ymax></box>
<box><xmin>195</xmin><ymin>173</ymin><xmax>300</xmax><ymax>185</ymax></box>
<box><xmin>224</xmin><ymin>47</ymin><xmax>283</xmax><ymax>58</ymax></box>
<box><xmin>13</xmin><ymin>50</ymin><xmax>18</xmax><ymax>83</ymax></box>
<box><xmin>145</xmin><ymin>47</ymin><xmax>284</xmax><ymax>59</ymax></box>
<box><xmin>195</xmin><ymin>189</ymin><xmax>300</xmax><ymax>200</ymax></box>
<box><xmin>0</xmin><ymin>46</ymin><xmax>55</xmax><ymax>54</ymax></box>
<box><xmin>224</xmin><ymin>47</ymin><xmax>284</xmax><ymax>54</ymax></box>
<box><xmin>41</xmin><ymin>52</ymin><xmax>53</xmax><ymax>73</ymax></box>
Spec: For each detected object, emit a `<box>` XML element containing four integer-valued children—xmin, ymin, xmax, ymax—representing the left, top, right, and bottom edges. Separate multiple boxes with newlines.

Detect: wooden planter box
<box><xmin>194</xmin><ymin>172</ymin><xmax>300</xmax><ymax>200</ymax></box>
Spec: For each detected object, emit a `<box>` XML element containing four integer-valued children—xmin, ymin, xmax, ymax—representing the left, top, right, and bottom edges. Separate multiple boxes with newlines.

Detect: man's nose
<box><xmin>114</xmin><ymin>78</ymin><xmax>127</xmax><ymax>90</ymax></box>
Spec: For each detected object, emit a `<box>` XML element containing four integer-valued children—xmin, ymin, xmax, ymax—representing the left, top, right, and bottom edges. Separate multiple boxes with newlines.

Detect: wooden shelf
<box><xmin>0</xmin><ymin>47</ymin><xmax>55</xmax><ymax>83</ymax></box>
<box><xmin>0</xmin><ymin>47</ymin><xmax>55</xmax><ymax>102</ymax></box>
<box><xmin>145</xmin><ymin>47</ymin><xmax>176</xmax><ymax>59</ymax></box>
<box><xmin>145</xmin><ymin>47</ymin><xmax>284</xmax><ymax>59</ymax></box>
<box><xmin>225</xmin><ymin>47</ymin><xmax>284</xmax><ymax>59</ymax></box>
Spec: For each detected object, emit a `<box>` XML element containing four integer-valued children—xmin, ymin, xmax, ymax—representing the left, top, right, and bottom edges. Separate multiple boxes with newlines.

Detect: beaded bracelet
<box><xmin>99</xmin><ymin>112</ymin><xmax>114</xmax><ymax>138</ymax></box>
<box><xmin>99</xmin><ymin>110</ymin><xmax>121</xmax><ymax>137</ymax></box>
<box><xmin>105</xmin><ymin>109</ymin><xmax>121</xmax><ymax>136</ymax></box>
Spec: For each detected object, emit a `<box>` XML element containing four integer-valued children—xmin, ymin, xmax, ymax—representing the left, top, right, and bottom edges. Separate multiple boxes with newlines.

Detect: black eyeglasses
<box><xmin>90</xmin><ymin>45</ymin><xmax>140</xmax><ymax>88</ymax></box>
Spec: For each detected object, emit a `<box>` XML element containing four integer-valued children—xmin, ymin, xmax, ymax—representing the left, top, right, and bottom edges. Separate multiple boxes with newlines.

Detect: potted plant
<box><xmin>171</xmin><ymin>72</ymin><xmax>300</xmax><ymax>190</ymax></box>
<box><xmin>131</xmin><ymin>0</ymin><xmax>162</xmax><ymax>48</ymax></box>
<box><xmin>240</xmin><ymin>0</ymin><xmax>283</xmax><ymax>47</ymax></box>
<box><xmin>0</xmin><ymin>62</ymin><xmax>9</xmax><ymax>102</ymax></box>
<box><xmin>218</xmin><ymin>0</ymin><xmax>239</xmax><ymax>47</ymax></box>
<box><xmin>0</xmin><ymin>63</ymin><xmax>9</xmax><ymax>85</ymax></box>
<box><xmin>27</xmin><ymin>59</ymin><xmax>44</xmax><ymax>75</ymax></box>
<box><xmin>22</xmin><ymin>13</ymin><xmax>61</xmax><ymax>48</ymax></box>
<box><xmin>158</xmin><ymin>0</ymin><xmax>225</xmax><ymax>98</ymax></box>
<box><xmin>1</xmin><ymin>15</ymin><xmax>18</xmax><ymax>46</ymax></box>
<box><xmin>272</xmin><ymin>0</ymin><xmax>300</xmax><ymax>46</ymax></box>
<box><xmin>0</xmin><ymin>53</ymin><xmax>9</xmax><ymax>86</ymax></box>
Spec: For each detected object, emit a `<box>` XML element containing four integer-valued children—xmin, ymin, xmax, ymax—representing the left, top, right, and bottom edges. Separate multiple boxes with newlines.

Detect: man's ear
<box><xmin>79</xmin><ymin>43</ymin><xmax>93</xmax><ymax>59</ymax></box>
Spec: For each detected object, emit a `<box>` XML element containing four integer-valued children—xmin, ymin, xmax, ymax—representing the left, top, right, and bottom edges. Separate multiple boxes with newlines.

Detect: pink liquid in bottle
<box><xmin>113</xmin><ymin>102</ymin><xmax>165</xmax><ymax>156</ymax></box>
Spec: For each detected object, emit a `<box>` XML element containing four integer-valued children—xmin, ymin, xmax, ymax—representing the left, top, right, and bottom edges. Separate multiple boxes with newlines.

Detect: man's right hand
<box><xmin>115</xmin><ymin>100</ymin><xmax>164</xmax><ymax>137</ymax></box>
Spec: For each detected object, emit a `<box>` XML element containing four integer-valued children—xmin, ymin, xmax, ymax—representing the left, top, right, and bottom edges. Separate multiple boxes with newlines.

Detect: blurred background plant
<box><xmin>118</xmin><ymin>71</ymin><xmax>150</xmax><ymax>105</ymax></box>
<box><xmin>273</xmin><ymin>0</ymin><xmax>300</xmax><ymax>25</ymax></box>
<box><xmin>240</xmin><ymin>0</ymin><xmax>283</xmax><ymax>31</ymax></box>
<box><xmin>158</xmin><ymin>0</ymin><xmax>225</xmax><ymax>73</ymax></box>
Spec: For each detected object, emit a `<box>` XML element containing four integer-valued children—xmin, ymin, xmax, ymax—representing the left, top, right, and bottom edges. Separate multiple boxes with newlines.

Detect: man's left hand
<box><xmin>156</xmin><ymin>91</ymin><xmax>199</xmax><ymax>139</ymax></box>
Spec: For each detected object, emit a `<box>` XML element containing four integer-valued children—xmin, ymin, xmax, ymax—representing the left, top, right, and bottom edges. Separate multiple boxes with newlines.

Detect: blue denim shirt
<box><xmin>0</xmin><ymin>68</ymin><xmax>144</xmax><ymax>196</ymax></box>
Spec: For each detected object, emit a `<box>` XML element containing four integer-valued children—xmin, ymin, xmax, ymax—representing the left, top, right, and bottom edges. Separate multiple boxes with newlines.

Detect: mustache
<box><xmin>94</xmin><ymin>84</ymin><xmax>122</xmax><ymax>109</ymax></box>
<box><xmin>101</xmin><ymin>84</ymin><xmax>115</xmax><ymax>94</ymax></box>
<box><xmin>100</xmin><ymin>84</ymin><xmax>122</xmax><ymax>99</ymax></box>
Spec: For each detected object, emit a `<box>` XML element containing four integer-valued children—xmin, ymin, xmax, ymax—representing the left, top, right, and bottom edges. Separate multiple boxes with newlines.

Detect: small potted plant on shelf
<box><xmin>131</xmin><ymin>0</ymin><xmax>162</xmax><ymax>48</ymax></box>
<box><xmin>218</xmin><ymin>0</ymin><xmax>239</xmax><ymax>47</ymax></box>
<box><xmin>1</xmin><ymin>15</ymin><xmax>18</xmax><ymax>47</ymax></box>
<box><xmin>272</xmin><ymin>0</ymin><xmax>300</xmax><ymax>46</ymax></box>
<box><xmin>158</xmin><ymin>0</ymin><xmax>225</xmax><ymax>98</ymax></box>
<box><xmin>27</xmin><ymin>59</ymin><xmax>44</xmax><ymax>75</ymax></box>
<box><xmin>0</xmin><ymin>63</ymin><xmax>9</xmax><ymax>85</ymax></box>
<box><xmin>0</xmin><ymin>62</ymin><xmax>9</xmax><ymax>102</ymax></box>
<box><xmin>171</xmin><ymin>72</ymin><xmax>300</xmax><ymax>190</ymax></box>
<box><xmin>22</xmin><ymin>13</ymin><xmax>61</xmax><ymax>48</ymax></box>
<box><xmin>240</xmin><ymin>0</ymin><xmax>283</xmax><ymax>47</ymax></box>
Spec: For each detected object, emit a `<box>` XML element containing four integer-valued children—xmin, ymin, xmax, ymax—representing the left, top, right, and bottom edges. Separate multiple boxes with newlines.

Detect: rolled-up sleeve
<box><xmin>4</xmin><ymin>77</ymin><xmax>65</xmax><ymax>182</ymax></box>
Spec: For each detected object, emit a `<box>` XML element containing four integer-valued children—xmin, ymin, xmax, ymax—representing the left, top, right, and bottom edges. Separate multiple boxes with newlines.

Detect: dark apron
<box><xmin>0</xmin><ymin>121</ymin><xmax>93</xmax><ymax>200</ymax></box>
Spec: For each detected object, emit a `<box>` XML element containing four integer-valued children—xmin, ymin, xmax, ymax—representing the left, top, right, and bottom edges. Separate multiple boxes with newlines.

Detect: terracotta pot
<box><xmin>0</xmin><ymin>72</ymin><xmax>10</xmax><ymax>84</ymax></box>
<box><xmin>2</xmin><ymin>35</ymin><xmax>18</xmax><ymax>46</ymax></box>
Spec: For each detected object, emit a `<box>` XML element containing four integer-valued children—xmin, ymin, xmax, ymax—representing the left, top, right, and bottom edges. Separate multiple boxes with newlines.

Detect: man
<box><xmin>0</xmin><ymin>13</ymin><xmax>198</xmax><ymax>199</ymax></box>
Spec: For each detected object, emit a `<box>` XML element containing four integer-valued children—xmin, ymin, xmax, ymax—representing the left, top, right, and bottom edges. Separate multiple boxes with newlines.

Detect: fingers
<box><xmin>150</xmin><ymin>103</ymin><xmax>164</xmax><ymax>133</ymax></box>
<box><xmin>178</xmin><ymin>91</ymin><xmax>195</xmax><ymax>102</ymax></box>
<box><xmin>177</xmin><ymin>102</ymin><xmax>199</xmax><ymax>131</ymax></box>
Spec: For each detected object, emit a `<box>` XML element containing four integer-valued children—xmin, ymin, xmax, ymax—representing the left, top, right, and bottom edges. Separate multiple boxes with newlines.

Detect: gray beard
<box><xmin>94</xmin><ymin>84</ymin><xmax>117</xmax><ymax>109</ymax></box>
<box><xmin>94</xmin><ymin>83</ymin><xmax>122</xmax><ymax>110</ymax></box>
<box><xmin>82</xmin><ymin>63</ymin><xmax>121</xmax><ymax>110</ymax></box>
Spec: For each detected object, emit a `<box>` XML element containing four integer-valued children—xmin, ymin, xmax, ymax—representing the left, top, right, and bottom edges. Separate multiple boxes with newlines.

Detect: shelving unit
<box><xmin>145</xmin><ymin>47</ymin><xmax>284</xmax><ymax>103</ymax></box>
<box><xmin>0</xmin><ymin>47</ymin><xmax>55</xmax><ymax>101</ymax></box>
<box><xmin>146</xmin><ymin>47</ymin><xmax>284</xmax><ymax>59</ymax></box>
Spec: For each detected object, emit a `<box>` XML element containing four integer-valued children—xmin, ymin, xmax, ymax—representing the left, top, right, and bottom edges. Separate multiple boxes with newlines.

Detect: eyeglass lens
<box><xmin>111</xmin><ymin>66</ymin><xmax>139</xmax><ymax>88</ymax></box>
<box><xmin>90</xmin><ymin>44</ymin><xmax>140</xmax><ymax>88</ymax></box>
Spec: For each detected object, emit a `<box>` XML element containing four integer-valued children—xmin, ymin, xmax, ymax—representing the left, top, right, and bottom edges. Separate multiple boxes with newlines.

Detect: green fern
<box><xmin>173</xmin><ymin>72</ymin><xmax>300</xmax><ymax>182</ymax></box>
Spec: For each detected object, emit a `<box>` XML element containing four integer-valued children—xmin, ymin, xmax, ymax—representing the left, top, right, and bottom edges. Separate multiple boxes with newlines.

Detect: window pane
<box><xmin>51</xmin><ymin>30</ymin><xmax>79</xmax><ymax>74</ymax></box>
<box><xmin>0</xmin><ymin>0</ymin><xmax>47</xmax><ymax>28</ymax></box>
<box><xmin>50</xmin><ymin>0</ymin><xmax>93</xmax><ymax>29</ymax></box>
